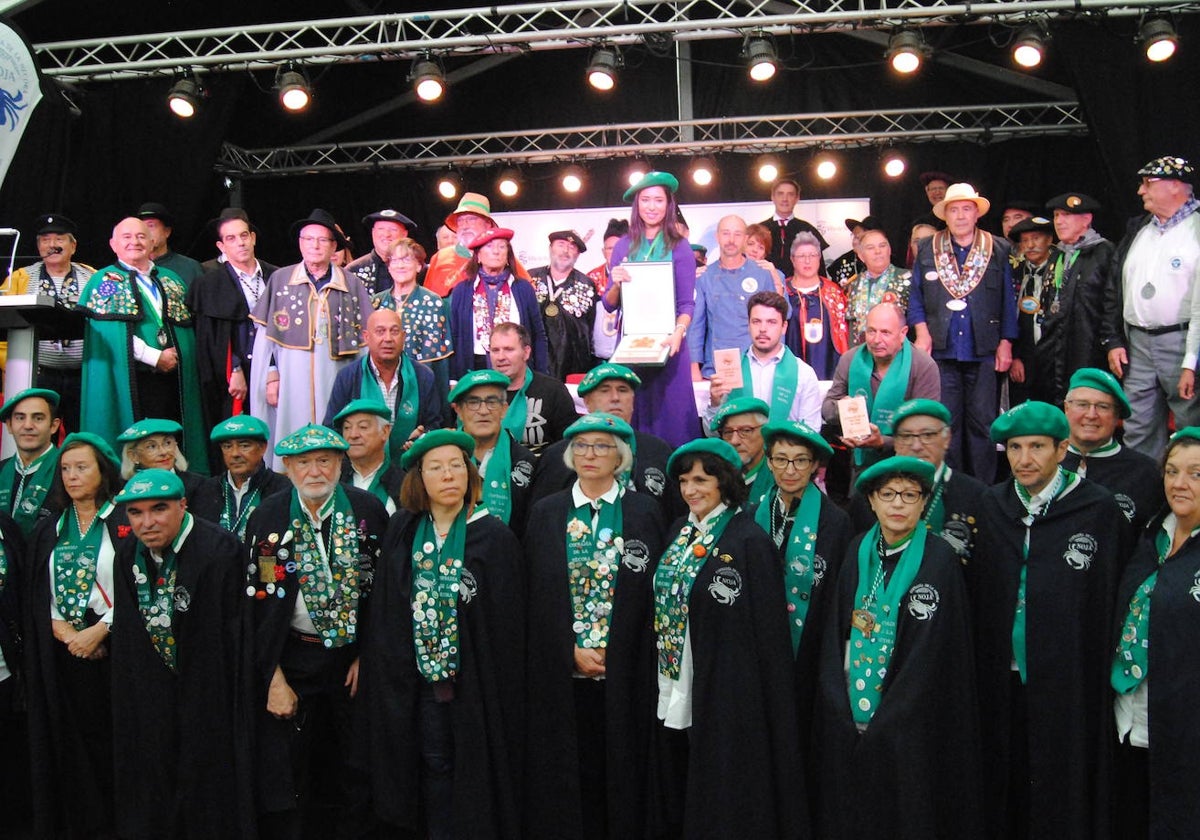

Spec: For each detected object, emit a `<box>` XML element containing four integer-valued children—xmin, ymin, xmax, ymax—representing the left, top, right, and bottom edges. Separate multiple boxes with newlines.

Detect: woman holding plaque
<box><xmin>812</xmin><ymin>455</ymin><xmax>982</xmax><ymax>838</ymax></box>
<box><xmin>356</xmin><ymin>429</ymin><xmax>523</xmax><ymax>839</ymax></box>
<box><xmin>601</xmin><ymin>171</ymin><xmax>701</xmax><ymax>447</ymax></box>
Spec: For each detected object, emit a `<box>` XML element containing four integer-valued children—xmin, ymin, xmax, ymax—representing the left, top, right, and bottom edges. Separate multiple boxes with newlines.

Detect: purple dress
<box><xmin>603</xmin><ymin>235</ymin><xmax>702</xmax><ymax>448</ymax></box>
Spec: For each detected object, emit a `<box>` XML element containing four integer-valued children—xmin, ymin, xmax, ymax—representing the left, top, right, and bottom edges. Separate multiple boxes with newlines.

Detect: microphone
<box><xmin>0</xmin><ymin>228</ymin><xmax>18</xmax><ymax>237</ymax></box>
<box><xmin>46</xmin><ymin>246</ymin><xmax>63</xmax><ymax>254</ymax></box>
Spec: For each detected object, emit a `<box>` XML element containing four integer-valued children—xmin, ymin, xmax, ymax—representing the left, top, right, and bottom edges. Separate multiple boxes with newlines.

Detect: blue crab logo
<box><xmin>0</xmin><ymin>88</ymin><xmax>27</xmax><ymax>130</ymax></box>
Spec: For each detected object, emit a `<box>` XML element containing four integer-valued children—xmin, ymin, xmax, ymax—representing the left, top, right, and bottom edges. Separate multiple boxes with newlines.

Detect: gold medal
<box><xmin>1018</xmin><ymin>295</ymin><xmax>1041</xmax><ymax>315</ymax></box>
<box><xmin>545</xmin><ymin>302</ymin><xmax>560</xmax><ymax>317</ymax></box>
<box><xmin>851</xmin><ymin>608</ymin><xmax>876</xmax><ymax>635</ymax></box>
<box><xmin>258</xmin><ymin>558</ymin><xmax>276</xmax><ymax>583</ymax></box>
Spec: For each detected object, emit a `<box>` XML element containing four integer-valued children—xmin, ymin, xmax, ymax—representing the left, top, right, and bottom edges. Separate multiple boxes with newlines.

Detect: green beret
<box><xmin>210</xmin><ymin>415</ymin><xmax>270</xmax><ymax>442</ymax></box>
<box><xmin>711</xmin><ymin>397</ymin><xmax>770</xmax><ymax>431</ymax></box>
<box><xmin>1066</xmin><ymin>367</ymin><xmax>1131</xmax><ymax>419</ymax></box>
<box><xmin>0</xmin><ymin>387</ymin><xmax>59</xmax><ymax>421</ymax></box>
<box><xmin>989</xmin><ymin>401</ymin><xmax>1069</xmax><ymax>443</ymax></box>
<box><xmin>1170</xmin><ymin>426</ymin><xmax>1200</xmax><ymax>445</ymax></box>
<box><xmin>400</xmin><ymin>428</ymin><xmax>476</xmax><ymax>471</ymax></box>
<box><xmin>623</xmin><ymin>170</ymin><xmax>679</xmax><ymax>203</ymax></box>
<box><xmin>854</xmin><ymin>455</ymin><xmax>937</xmax><ymax>493</ymax></box>
<box><xmin>891</xmin><ymin>398</ymin><xmax>952</xmax><ymax>428</ymax></box>
<box><xmin>332</xmin><ymin>398</ymin><xmax>392</xmax><ymax>429</ymax></box>
<box><xmin>577</xmin><ymin>363</ymin><xmax>642</xmax><ymax>397</ymax></box>
<box><xmin>61</xmin><ymin>432</ymin><xmax>120</xmax><ymax>469</ymax></box>
<box><xmin>667</xmin><ymin>437</ymin><xmax>742</xmax><ymax>476</ymax></box>
<box><xmin>117</xmin><ymin>418</ymin><xmax>183</xmax><ymax>443</ymax></box>
<box><xmin>761</xmin><ymin>420</ymin><xmax>833</xmax><ymax>460</ymax></box>
<box><xmin>563</xmin><ymin>412</ymin><xmax>635</xmax><ymax>444</ymax></box>
<box><xmin>114</xmin><ymin>468</ymin><xmax>185</xmax><ymax>504</ymax></box>
<box><xmin>274</xmin><ymin>423</ymin><xmax>349</xmax><ymax>457</ymax></box>
<box><xmin>448</xmin><ymin>370</ymin><xmax>510</xmax><ymax>404</ymax></box>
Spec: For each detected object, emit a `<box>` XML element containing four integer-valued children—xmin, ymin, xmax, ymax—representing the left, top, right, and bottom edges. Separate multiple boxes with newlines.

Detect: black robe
<box><xmin>0</xmin><ymin>510</ymin><xmax>24</xmax><ymax>691</ymax></box>
<box><xmin>1111</xmin><ymin>515</ymin><xmax>1200</xmax><ymax>835</ymax></box>
<box><xmin>189</xmin><ymin>463</ymin><xmax>292</xmax><ymax>528</ymax></box>
<box><xmin>651</xmin><ymin>511</ymin><xmax>810</xmax><ymax>839</ymax></box>
<box><xmin>356</xmin><ymin>510</ymin><xmax>525</xmax><ymax>839</ymax></box>
<box><xmin>524</xmin><ymin>489</ymin><xmax>666</xmax><ymax>839</ymax></box>
<box><xmin>492</xmin><ymin>434</ymin><xmax>537</xmax><ymax>541</ymax></box>
<box><xmin>1062</xmin><ymin>445</ymin><xmax>1163</xmax><ymax>536</ymax></box>
<box><xmin>813</xmin><ymin>533</ymin><xmax>984</xmax><ymax>839</ymax></box>
<box><xmin>970</xmin><ymin>478</ymin><xmax>1128</xmax><ymax>840</ymax></box>
<box><xmin>529</xmin><ymin>429</ymin><xmax>686</xmax><ymax>523</ymax></box>
<box><xmin>339</xmin><ymin>456</ymin><xmax>406</xmax><ymax>508</ymax></box>
<box><xmin>109</xmin><ymin>516</ymin><xmax>255</xmax><ymax>839</ymax></box>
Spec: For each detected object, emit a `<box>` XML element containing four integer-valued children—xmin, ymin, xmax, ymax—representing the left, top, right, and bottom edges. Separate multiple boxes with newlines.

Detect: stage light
<box><xmin>1140</xmin><ymin>17</ymin><xmax>1179</xmax><ymax>62</ymax></box>
<box><xmin>816</xmin><ymin>157</ymin><xmax>837</xmax><ymax>181</ymax></box>
<box><xmin>883</xmin><ymin>153</ymin><xmax>906</xmax><ymax>178</ymax></box>
<box><xmin>497</xmin><ymin>168</ymin><xmax>520</xmax><ymax>198</ymax></box>
<box><xmin>586</xmin><ymin>46</ymin><xmax>620</xmax><ymax>91</ymax></box>
<box><xmin>277</xmin><ymin>67</ymin><xmax>311</xmax><ymax>112</ymax></box>
<box><xmin>887</xmin><ymin>30</ymin><xmax>927</xmax><ymax>74</ymax></box>
<box><xmin>690</xmin><ymin>157</ymin><xmax>717</xmax><ymax>187</ymax></box>
<box><xmin>1012</xmin><ymin>25</ymin><xmax>1048</xmax><ymax>68</ymax></box>
<box><xmin>756</xmin><ymin>157</ymin><xmax>779</xmax><ymax>183</ymax></box>
<box><xmin>627</xmin><ymin>160</ymin><xmax>648</xmax><ymax>189</ymax></box>
<box><xmin>745</xmin><ymin>37</ymin><xmax>778</xmax><ymax>82</ymax></box>
<box><xmin>436</xmin><ymin>171</ymin><xmax>462</xmax><ymax>200</ymax></box>
<box><xmin>562</xmin><ymin>165</ymin><xmax>585</xmax><ymax>194</ymax></box>
<box><xmin>411</xmin><ymin>55</ymin><xmax>446</xmax><ymax>102</ymax></box>
<box><xmin>167</xmin><ymin>76</ymin><xmax>201</xmax><ymax>119</ymax></box>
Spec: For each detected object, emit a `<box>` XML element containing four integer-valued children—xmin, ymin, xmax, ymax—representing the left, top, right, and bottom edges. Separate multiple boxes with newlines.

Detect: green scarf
<box><xmin>411</xmin><ymin>506</ymin><xmax>468</xmax><ymax>683</ymax></box>
<box><xmin>653</xmin><ymin>507</ymin><xmax>737</xmax><ymax>679</ymax></box>
<box><xmin>475</xmin><ymin>433</ymin><xmax>515</xmax><ymax>524</ymax></box>
<box><xmin>52</xmin><ymin>503</ymin><xmax>110</xmax><ymax>629</ymax></box>
<box><xmin>291</xmin><ymin>487</ymin><xmax>361</xmax><ymax>648</ymax></box>
<box><xmin>848</xmin><ymin>523</ymin><xmax>927</xmax><ymax>726</ymax></box>
<box><xmin>500</xmin><ymin>367</ymin><xmax>533</xmax><ymax>447</ymax></box>
<box><xmin>847</xmin><ymin>342</ymin><xmax>912</xmax><ymax>467</ymax></box>
<box><xmin>567</xmin><ymin>488</ymin><xmax>625</xmax><ymax>649</ymax></box>
<box><xmin>629</xmin><ymin>231</ymin><xmax>671</xmax><ymax>262</ymax></box>
<box><xmin>359</xmin><ymin>354</ymin><xmax>419</xmax><ymax>464</ymax></box>
<box><xmin>755</xmin><ymin>483</ymin><xmax>822</xmax><ymax>656</ymax></box>
<box><xmin>745</xmin><ymin>458</ymin><xmax>775</xmax><ymax>507</ymax></box>
<box><xmin>0</xmin><ymin>446</ymin><xmax>57</xmax><ymax>534</ymax></box>
<box><xmin>131</xmin><ymin>512</ymin><xmax>191</xmax><ymax>672</ymax></box>
<box><xmin>359</xmin><ymin>452</ymin><xmax>393</xmax><ymax>507</ymax></box>
<box><xmin>736</xmin><ymin>349</ymin><xmax>799</xmax><ymax>423</ymax></box>
<box><xmin>923</xmin><ymin>464</ymin><xmax>949</xmax><ymax>533</ymax></box>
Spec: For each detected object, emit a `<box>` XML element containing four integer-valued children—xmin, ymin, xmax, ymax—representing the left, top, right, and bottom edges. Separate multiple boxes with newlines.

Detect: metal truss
<box><xmin>34</xmin><ymin>0</ymin><xmax>1198</xmax><ymax>82</ymax></box>
<box><xmin>215</xmin><ymin>101</ymin><xmax>1088</xmax><ymax>177</ymax></box>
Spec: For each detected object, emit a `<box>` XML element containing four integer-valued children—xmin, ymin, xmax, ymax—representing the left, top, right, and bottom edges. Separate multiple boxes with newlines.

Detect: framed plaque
<box><xmin>610</xmin><ymin>261</ymin><xmax>676</xmax><ymax>366</ymax></box>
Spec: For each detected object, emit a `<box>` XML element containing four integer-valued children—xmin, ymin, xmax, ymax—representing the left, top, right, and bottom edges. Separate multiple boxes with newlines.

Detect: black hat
<box><xmin>290</xmin><ymin>208</ymin><xmax>350</xmax><ymax>250</ymax></box>
<box><xmin>919</xmin><ymin>171</ymin><xmax>952</xmax><ymax>186</ymax></box>
<box><xmin>548</xmin><ymin>230</ymin><xmax>587</xmax><ymax>253</ymax></box>
<box><xmin>361</xmin><ymin>209</ymin><xmax>417</xmax><ymax>232</ymax></box>
<box><xmin>1045</xmin><ymin>193</ymin><xmax>1101</xmax><ymax>214</ymax></box>
<box><xmin>1000</xmin><ymin>200</ymin><xmax>1040</xmax><ymax>215</ymax></box>
<box><xmin>33</xmin><ymin>213</ymin><xmax>76</xmax><ymax>236</ymax></box>
<box><xmin>1008</xmin><ymin>216</ymin><xmax>1054</xmax><ymax>240</ymax></box>
<box><xmin>207</xmin><ymin>207</ymin><xmax>257</xmax><ymax>238</ymax></box>
<box><xmin>602</xmin><ymin>218</ymin><xmax>629</xmax><ymax>240</ymax></box>
<box><xmin>844</xmin><ymin>215</ymin><xmax>883</xmax><ymax>232</ymax></box>
<box><xmin>135</xmin><ymin>202</ymin><xmax>174</xmax><ymax>227</ymax></box>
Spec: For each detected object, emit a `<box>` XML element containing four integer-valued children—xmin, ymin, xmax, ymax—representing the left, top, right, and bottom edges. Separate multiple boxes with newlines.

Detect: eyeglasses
<box><xmin>389</xmin><ymin>255</ymin><xmax>418</xmax><ymax>264</ymax></box>
<box><xmin>461</xmin><ymin>395</ymin><xmax>505</xmax><ymax>412</ymax></box>
<box><xmin>298</xmin><ymin>235</ymin><xmax>335</xmax><ymax>245</ymax></box>
<box><xmin>769</xmin><ymin>455</ymin><xmax>813</xmax><ymax>472</ymax></box>
<box><xmin>423</xmin><ymin>460</ymin><xmax>468</xmax><ymax>476</ymax></box>
<box><xmin>893</xmin><ymin>429</ymin><xmax>947</xmax><ymax>445</ymax></box>
<box><xmin>571</xmin><ymin>441</ymin><xmax>618</xmax><ymax>457</ymax></box>
<box><xmin>719</xmin><ymin>424</ymin><xmax>763</xmax><ymax>441</ymax></box>
<box><xmin>1064</xmin><ymin>399</ymin><xmax>1116</xmax><ymax>415</ymax></box>
<box><xmin>874</xmin><ymin>488</ymin><xmax>925</xmax><ymax>504</ymax></box>
<box><xmin>136</xmin><ymin>438</ymin><xmax>177</xmax><ymax>454</ymax></box>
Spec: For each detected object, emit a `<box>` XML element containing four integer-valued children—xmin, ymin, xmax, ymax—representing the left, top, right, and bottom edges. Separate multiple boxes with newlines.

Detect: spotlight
<box><xmin>411</xmin><ymin>55</ymin><xmax>446</xmax><ymax>102</ymax></box>
<box><xmin>277</xmin><ymin>67</ymin><xmax>311</xmax><ymax>112</ymax></box>
<box><xmin>690</xmin><ymin>157</ymin><xmax>717</xmax><ymax>187</ymax></box>
<box><xmin>586</xmin><ymin>46</ymin><xmax>620</xmax><ymax>91</ymax></box>
<box><xmin>883</xmin><ymin>153</ymin><xmax>906</xmax><ymax>178</ymax></box>
<box><xmin>167</xmin><ymin>75</ymin><xmax>201</xmax><ymax>119</ymax></box>
<box><xmin>816</xmin><ymin>157</ymin><xmax>837</xmax><ymax>181</ymax></box>
<box><xmin>562</xmin><ymin>165</ymin><xmax>585</xmax><ymax>194</ymax></box>
<box><xmin>497</xmin><ymin>168</ymin><xmax>520</xmax><ymax>198</ymax></box>
<box><xmin>436</xmin><ymin>172</ymin><xmax>462</xmax><ymax>200</ymax></box>
<box><xmin>756</xmin><ymin>157</ymin><xmax>779</xmax><ymax>184</ymax></box>
<box><xmin>745</xmin><ymin>36</ymin><xmax>778</xmax><ymax>82</ymax></box>
<box><xmin>1012</xmin><ymin>24</ymin><xmax>1048</xmax><ymax>69</ymax></box>
<box><xmin>1140</xmin><ymin>17</ymin><xmax>1179</xmax><ymax>62</ymax></box>
<box><xmin>887</xmin><ymin>30</ymin><xmax>927</xmax><ymax>74</ymax></box>
<box><xmin>627</xmin><ymin>160</ymin><xmax>648</xmax><ymax>188</ymax></box>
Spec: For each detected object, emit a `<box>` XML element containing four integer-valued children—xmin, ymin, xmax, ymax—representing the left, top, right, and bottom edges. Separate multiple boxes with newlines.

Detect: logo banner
<box><xmin>0</xmin><ymin>18</ymin><xmax>43</xmax><ymax>189</ymax></box>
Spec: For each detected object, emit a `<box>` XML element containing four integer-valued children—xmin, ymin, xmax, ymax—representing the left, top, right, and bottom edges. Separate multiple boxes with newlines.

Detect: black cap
<box><xmin>135</xmin><ymin>202</ymin><xmax>174</xmax><ymax>227</ymax></box>
<box><xmin>548</xmin><ymin>230</ymin><xmax>587</xmax><ymax>253</ymax></box>
<box><xmin>33</xmin><ymin>213</ymin><xmax>76</xmax><ymax>236</ymax></box>
<box><xmin>1008</xmin><ymin>216</ymin><xmax>1054</xmax><ymax>239</ymax></box>
<box><xmin>844</xmin><ymin>215</ymin><xmax>884</xmax><ymax>232</ymax></box>
<box><xmin>1045</xmin><ymin>193</ymin><xmax>1101</xmax><ymax>214</ymax></box>
<box><xmin>290</xmin><ymin>208</ymin><xmax>350</xmax><ymax>251</ymax></box>
<box><xmin>361</xmin><ymin>209</ymin><xmax>417</xmax><ymax>232</ymax></box>
<box><xmin>919</xmin><ymin>171</ymin><xmax>952</xmax><ymax>186</ymax></box>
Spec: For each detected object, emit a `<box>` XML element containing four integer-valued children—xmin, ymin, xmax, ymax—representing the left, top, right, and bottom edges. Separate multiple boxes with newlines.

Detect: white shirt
<box><xmin>368</xmin><ymin>357</ymin><xmax>400</xmax><ymax>415</ymax></box>
<box><xmin>1122</xmin><ymin>214</ymin><xmax>1200</xmax><ymax>344</ymax></box>
<box><xmin>703</xmin><ymin>345</ymin><xmax>822</xmax><ymax>432</ymax></box>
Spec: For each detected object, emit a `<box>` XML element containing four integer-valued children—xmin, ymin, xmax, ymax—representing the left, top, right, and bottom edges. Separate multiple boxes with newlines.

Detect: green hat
<box><xmin>1066</xmin><ymin>368</ymin><xmax>1131</xmax><ymax>419</ymax></box>
<box><xmin>577</xmin><ymin>362</ymin><xmax>642</xmax><ymax>397</ymax></box>
<box><xmin>448</xmin><ymin>369</ymin><xmax>510</xmax><ymax>404</ymax></box>
<box><xmin>891</xmin><ymin>398</ymin><xmax>952</xmax><ymax>429</ymax></box>
<box><xmin>563</xmin><ymin>412</ymin><xmax>635</xmax><ymax>444</ymax></box>
<box><xmin>989</xmin><ymin>401</ymin><xmax>1069</xmax><ymax>443</ymax></box>
<box><xmin>854</xmin><ymin>455</ymin><xmax>937</xmax><ymax>492</ymax></box>
<box><xmin>1170</xmin><ymin>427</ymin><xmax>1200</xmax><ymax>445</ymax></box>
<box><xmin>332</xmin><ymin>398</ymin><xmax>393</xmax><ymax>429</ymax></box>
<box><xmin>61</xmin><ymin>432</ymin><xmax>120</xmax><ymax>469</ymax></box>
<box><xmin>0</xmin><ymin>387</ymin><xmax>59</xmax><ymax>421</ymax></box>
<box><xmin>114</xmin><ymin>468</ymin><xmax>185</xmax><ymax>504</ymax></box>
<box><xmin>274</xmin><ymin>423</ymin><xmax>349</xmax><ymax>457</ymax></box>
<box><xmin>711</xmin><ymin>397</ymin><xmax>770</xmax><ymax>432</ymax></box>
<box><xmin>761</xmin><ymin>419</ymin><xmax>833</xmax><ymax>460</ymax></box>
<box><xmin>667</xmin><ymin>437</ymin><xmax>742</xmax><ymax>476</ymax></box>
<box><xmin>210</xmin><ymin>415</ymin><xmax>270</xmax><ymax>442</ymax></box>
<box><xmin>400</xmin><ymin>428</ymin><xmax>476</xmax><ymax>471</ymax></box>
<box><xmin>623</xmin><ymin>171</ymin><xmax>680</xmax><ymax>203</ymax></box>
<box><xmin>116</xmin><ymin>418</ymin><xmax>183</xmax><ymax>444</ymax></box>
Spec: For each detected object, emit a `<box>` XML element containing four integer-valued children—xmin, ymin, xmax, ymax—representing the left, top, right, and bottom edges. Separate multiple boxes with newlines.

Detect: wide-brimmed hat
<box><xmin>135</xmin><ymin>202</ymin><xmax>174</xmax><ymax>227</ymax></box>
<box><xmin>445</xmin><ymin>193</ymin><xmax>496</xmax><ymax>231</ymax></box>
<box><xmin>290</xmin><ymin>208</ymin><xmax>350</xmax><ymax>251</ymax></box>
<box><xmin>362</xmin><ymin>209</ymin><xmax>417</xmax><ymax>232</ymax></box>
<box><xmin>1008</xmin><ymin>216</ymin><xmax>1054</xmax><ymax>240</ymax></box>
<box><xmin>933</xmin><ymin>183</ymin><xmax>991</xmax><ymax>220</ymax></box>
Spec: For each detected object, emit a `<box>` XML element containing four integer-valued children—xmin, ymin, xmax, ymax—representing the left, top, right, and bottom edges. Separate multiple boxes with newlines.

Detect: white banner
<box><xmin>0</xmin><ymin>19</ymin><xmax>42</xmax><ymax>189</ymax></box>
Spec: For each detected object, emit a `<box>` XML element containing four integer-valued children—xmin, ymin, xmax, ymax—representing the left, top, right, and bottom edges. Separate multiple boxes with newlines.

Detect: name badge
<box><xmin>945</xmin><ymin>299</ymin><xmax>968</xmax><ymax>312</ymax></box>
<box><xmin>803</xmin><ymin>319</ymin><xmax>824</xmax><ymax>344</ymax></box>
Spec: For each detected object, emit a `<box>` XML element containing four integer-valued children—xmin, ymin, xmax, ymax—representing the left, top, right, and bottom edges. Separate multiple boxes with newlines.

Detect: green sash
<box><xmin>847</xmin><ymin>341</ymin><xmax>912</xmax><ymax>467</ymax></box>
<box><xmin>52</xmin><ymin>503</ymin><xmax>109</xmax><ymax>629</ymax></box>
<box><xmin>411</xmin><ymin>506</ymin><xmax>468</xmax><ymax>683</ymax></box>
<box><xmin>736</xmin><ymin>348</ymin><xmax>799</xmax><ymax>423</ymax></box>
<box><xmin>360</xmin><ymin>453</ymin><xmax>393</xmax><ymax>507</ymax></box>
<box><xmin>0</xmin><ymin>446</ymin><xmax>57</xmax><ymax>534</ymax></box>
<box><xmin>848</xmin><ymin>523</ymin><xmax>927</xmax><ymax>725</ymax></box>
<box><xmin>629</xmin><ymin>231</ymin><xmax>670</xmax><ymax>262</ymax></box>
<box><xmin>131</xmin><ymin>512</ymin><xmax>191</xmax><ymax>672</ymax></box>
<box><xmin>745</xmin><ymin>458</ymin><xmax>775</xmax><ymax>507</ymax></box>
<box><xmin>567</xmin><ymin>489</ymin><xmax>624</xmax><ymax>649</ymax></box>
<box><xmin>291</xmin><ymin>487</ymin><xmax>361</xmax><ymax>648</ymax></box>
<box><xmin>359</xmin><ymin>354</ymin><xmax>419</xmax><ymax>464</ymax></box>
<box><xmin>478</xmin><ymin>434</ymin><xmax>515</xmax><ymax>524</ymax></box>
<box><xmin>923</xmin><ymin>464</ymin><xmax>949</xmax><ymax>533</ymax></box>
<box><xmin>501</xmin><ymin>367</ymin><xmax>533</xmax><ymax>447</ymax></box>
<box><xmin>755</xmin><ymin>483</ymin><xmax>822</xmax><ymax>655</ymax></box>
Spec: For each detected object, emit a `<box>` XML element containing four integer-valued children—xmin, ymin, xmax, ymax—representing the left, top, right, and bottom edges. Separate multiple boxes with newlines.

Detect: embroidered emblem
<box><xmin>1114</xmin><ymin>494</ymin><xmax>1136</xmax><ymax>523</ymax></box>
<box><xmin>1064</xmin><ymin>533</ymin><xmax>1098</xmax><ymax>571</ymax></box>
<box><xmin>812</xmin><ymin>553</ymin><xmax>827</xmax><ymax>585</ymax></box>
<box><xmin>511</xmin><ymin>460</ymin><xmax>533</xmax><ymax>489</ymax></box>
<box><xmin>941</xmin><ymin>519</ymin><xmax>973</xmax><ymax>557</ymax></box>
<box><xmin>907</xmin><ymin>583</ymin><xmax>939</xmax><ymax>619</ymax></box>
<box><xmin>642</xmin><ymin>467</ymin><xmax>666</xmax><ymax>496</ymax></box>
<box><xmin>174</xmin><ymin>585</ymin><xmax>191</xmax><ymax>613</ymax></box>
<box><xmin>708</xmin><ymin>566</ymin><xmax>742</xmax><ymax>605</ymax></box>
<box><xmin>1190</xmin><ymin>570</ymin><xmax>1200</xmax><ymax>603</ymax></box>
<box><xmin>621</xmin><ymin>538</ymin><xmax>650</xmax><ymax>573</ymax></box>
<box><xmin>459</xmin><ymin>568</ymin><xmax>478</xmax><ymax>603</ymax></box>
<box><xmin>273</xmin><ymin>310</ymin><xmax>290</xmax><ymax>330</ymax></box>
<box><xmin>97</xmin><ymin>277</ymin><xmax>118</xmax><ymax>297</ymax></box>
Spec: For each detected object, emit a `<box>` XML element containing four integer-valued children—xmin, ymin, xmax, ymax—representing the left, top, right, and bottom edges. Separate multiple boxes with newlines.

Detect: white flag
<box><xmin>0</xmin><ymin>19</ymin><xmax>42</xmax><ymax>189</ymax></box>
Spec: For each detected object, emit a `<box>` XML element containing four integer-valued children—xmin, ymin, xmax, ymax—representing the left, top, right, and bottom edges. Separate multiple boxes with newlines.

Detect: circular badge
<box><xmin>741</xmin><ymin>276</ymin><xmax>759</xmax><ymax>293</ymax></box>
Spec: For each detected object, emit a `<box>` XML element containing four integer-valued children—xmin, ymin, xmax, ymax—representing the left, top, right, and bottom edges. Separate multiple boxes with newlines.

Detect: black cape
<box><xmin>494</xmin><ymin>433</ymin><xmax>537</xmax><ymax>540</ymax></box>
<box><xmin>1062</xmin><ymin>445</ymin><xmax>1163</xmax><ymax>536</ymax></box>
<box><xmin>849</xmin><ymin>468</ymin><xmax>987</xmax><ymax>563</ymax></box>
<box><xmin>356</xmin><ymin>510</ymin><xmax>525</xmax><ymax>838</ymax></box>
<box><xmin>523</xmin><ymin>489</ymin><xmax>666</xmax><ymax>839</ymax></box>
<box><xmin>0</xmin><ymin>510</ymin><xmax>24</xmax><ymax>692</ymax></box>
<box><xmin>970</xmin><ymin>478</ymin><xmax>1128</xmax><ymax>840</ymax></box>
<box><xmin>651</xmin><ymin>511</ymin><xmax>810</xmax><ymax>839</ymax></box>
<box><xmin>813</xmin><ymin>532</ymin><xmax>984</xmax><ymax>839</ymax></box>
<box><xmin>189</xmin><ymin>463</ymin><xmax>292</xmax><ymax>527</ymax></box>
<box><xmin>109</xmin><ymin>516</ymin><xmax>255</xmax><ymax>839</ymax></box>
